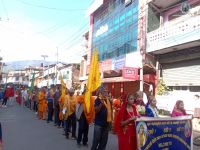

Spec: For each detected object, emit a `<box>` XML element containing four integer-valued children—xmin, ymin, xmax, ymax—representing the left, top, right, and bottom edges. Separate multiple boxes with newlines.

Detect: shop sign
<box><xmin>122</xmin><ymin>66</ymin><xmax>139</xmax><ymax>80</ymax></box>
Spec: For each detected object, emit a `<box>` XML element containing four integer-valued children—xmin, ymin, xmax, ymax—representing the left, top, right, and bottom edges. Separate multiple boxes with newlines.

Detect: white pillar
<box><xmin>140</xmin><ymin>67</ymin><xmax>143</xmax><ymax>92</ymax></box>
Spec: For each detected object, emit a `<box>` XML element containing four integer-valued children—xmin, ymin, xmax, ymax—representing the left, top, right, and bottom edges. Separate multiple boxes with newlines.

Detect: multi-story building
<box><xmin>146</xmin><ymin>0</ymin><xmax>200</xmax><ymax>94</ymax></box>
<box><xmin>2</xmin><ymin>63</ymin><xmax>80</xmax><ymax>90</ymax></box>
<box><xmin>85</xmin><ymin>0</ymin><xmax>156</xmax><ymax>98</ymax></box>
<box><xmin>3</xmin><ymin>70</ymin><xmax>29</xmax><ymax>85</ymax></box>
<box><xmin>79</xmin><ymin>32</ymin><xmax>90</xmax><ymax>90</ymax></box>
<box><xmin>36</xmin><ymin>62</ymin><xmax>80</xmax><ymax>89</ymax></box>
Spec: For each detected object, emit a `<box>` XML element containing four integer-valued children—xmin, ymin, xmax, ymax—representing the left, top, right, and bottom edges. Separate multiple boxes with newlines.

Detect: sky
<box><xmin>0</xmin><ymin>0</ymin><xmax>93</xmax><ymax>63</ymax></box>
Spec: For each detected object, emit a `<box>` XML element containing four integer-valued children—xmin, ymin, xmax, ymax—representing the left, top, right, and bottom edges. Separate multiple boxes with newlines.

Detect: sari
<box><xmin>115</xmin><ymin>96</ymin><xmax>138</xmax><ymax>150</ymax></box>
<box><xmin>171</xmin><ymin>100</ymin><xmax>187</xmax><ymax>117</ymax></box>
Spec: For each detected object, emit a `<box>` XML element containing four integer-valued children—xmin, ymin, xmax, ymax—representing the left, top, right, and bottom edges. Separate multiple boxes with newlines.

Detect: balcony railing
<box><xmin>146</xmin><ymin>15</ymin><xmax>200</xmax><ymax>52</ymax></box>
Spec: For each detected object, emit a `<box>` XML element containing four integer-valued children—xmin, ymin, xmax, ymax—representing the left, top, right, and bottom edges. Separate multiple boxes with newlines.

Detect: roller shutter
<box><xmin>162</xmin><ymin>59</ymin><xmax>200</xmax><ymax>86</ymax></box>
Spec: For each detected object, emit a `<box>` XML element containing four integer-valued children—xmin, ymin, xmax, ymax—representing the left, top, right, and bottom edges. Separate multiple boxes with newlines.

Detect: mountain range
<box><xmin>3</xmin><ymin>60</ymin><xmax>55</xmax><ymax>72</ymax></box>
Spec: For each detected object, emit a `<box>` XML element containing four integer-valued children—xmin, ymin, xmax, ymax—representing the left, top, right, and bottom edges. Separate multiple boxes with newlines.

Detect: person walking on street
<box><xmin>53</xmin><ymin>86</ymin><xmax>61</xmax><ymax>127</ymax></box>
<box><xmin>8</xmin><ymin>84</ymin><xmax>15</xmax><ymax>106</ymax></box>
<box><xmin>2</xmin><ymin>85</ymin><xmax>10</xmax><ymax>108</ymax></box>
<box><xmin>38</xmin><ymin>88</ymin><xmax>47</xmax><ymax>120</ymax></box>
<box><xmin>76</xmin><ymin>89</ymin><xmax>94</xmax><ymax>146</ymax></box>
<box><xmin>115</xmin><ymin>93</ymin><xmax>138</xmax><ymax>150</ymax></box>
<box><xmin>47</xmin><ymin>88</ymin><xmax>54</xmax><ymax>123</ymax></box>
<box><xmin>63</xmin><ymin>87</ymin><xmax>77</xmax><ymax>139</ymax></box>
<box><xmin>91</xmin><ymin>86</ymin><xmax>112</xmax><ymax>150</ymax></box>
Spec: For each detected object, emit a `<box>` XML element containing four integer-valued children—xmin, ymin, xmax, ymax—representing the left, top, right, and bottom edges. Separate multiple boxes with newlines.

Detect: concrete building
<box><xmin>3</xmin><ymin>70</ymin><xmax>29</xmax><ymax>86</ymax></box>
<box><xmin>2</xmin><ymin>62</ymin><xmax>80</xmax><ymax>90</ymax></box>
<box><xmin>35</xmin><ymin>62</ymin><xmax>80</xmax><ymax>89</ymax></box>
<box><xmin>146</xmin><ymin>0</ymin><xmax>200</xmax><ymax>94</ymax></box>
<box><xmin>85</xmin><ymin>0</ymin><xmax>156</xmax><ymax>98</ymax></box>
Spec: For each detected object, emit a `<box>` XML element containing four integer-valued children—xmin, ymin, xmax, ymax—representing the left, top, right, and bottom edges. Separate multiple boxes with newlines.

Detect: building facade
<box><xmin>146</xmin><ymin>0</ymin><xmax>200</xmax><ymax>94</ymax></box>
<box><xmin>85</xmin><ymin>0</ymin><xmax>156</xmax><ymax>98</ymax></box>
<box><xmin>2</xmin><ymin>63</ymin><xmax>80</xmax><ymax>90</ymax></box>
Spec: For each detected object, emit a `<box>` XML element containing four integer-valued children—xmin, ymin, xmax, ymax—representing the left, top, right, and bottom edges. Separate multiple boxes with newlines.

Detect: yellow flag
<box><xmin>85</xmin><ymin>48</ymin><xmax>101</xmax><ymax>113</ymax></box>
<box><xmin>60</xmin><ymin>73</ymin><xmax>66</xmax><ymax>96</ymax></box>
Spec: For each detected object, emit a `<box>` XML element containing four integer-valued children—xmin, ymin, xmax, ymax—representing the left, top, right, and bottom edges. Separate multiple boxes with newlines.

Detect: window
<box><xmin>93</xmin><ymin>0</ymin><xmax>138</xmax><ymax>61</ymax></box>
<box><xmin>15</xmin><ymin>77</ymin><xmax>19</xmax><ymax>81</ymax></box>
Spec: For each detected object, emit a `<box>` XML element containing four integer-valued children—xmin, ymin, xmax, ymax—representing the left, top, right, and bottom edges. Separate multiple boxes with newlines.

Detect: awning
<box><xmin>102</xmin><ymin>77</ymin><xmax>137</xmax><ymax>83</ymax></box>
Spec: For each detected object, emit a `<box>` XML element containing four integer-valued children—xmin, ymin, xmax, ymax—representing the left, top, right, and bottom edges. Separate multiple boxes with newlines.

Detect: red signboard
<box><xmin>122</xmin><ymin>67</ymin><xmax>139</xmax><ymax>80</ymax></box>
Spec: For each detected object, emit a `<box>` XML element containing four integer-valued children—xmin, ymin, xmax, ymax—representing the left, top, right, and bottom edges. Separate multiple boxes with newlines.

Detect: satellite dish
<box><xmin>181</xmin><ymin>2</ymin><xmax>190</xmax><ymax>14</ymax></box>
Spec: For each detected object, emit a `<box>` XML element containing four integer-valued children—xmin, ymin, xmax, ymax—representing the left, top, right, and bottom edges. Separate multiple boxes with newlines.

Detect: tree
<box><xmin>156</xmin><ymin>79</ymin><xmax>170</xmax><ymax>95</ymax></box>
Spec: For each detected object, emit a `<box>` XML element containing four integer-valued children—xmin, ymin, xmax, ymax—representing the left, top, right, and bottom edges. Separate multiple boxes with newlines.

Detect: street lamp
<box><xmin>41</xmin><ymin>55</ymin><xmax>48</xmax><ymax>62</ymax></box>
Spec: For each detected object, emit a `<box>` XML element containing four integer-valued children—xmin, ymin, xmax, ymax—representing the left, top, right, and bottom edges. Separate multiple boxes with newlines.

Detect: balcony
<box><xmin>146</xmin><ymin>15</ymin><xmax>200</xmax><ymax>54</ymax></box>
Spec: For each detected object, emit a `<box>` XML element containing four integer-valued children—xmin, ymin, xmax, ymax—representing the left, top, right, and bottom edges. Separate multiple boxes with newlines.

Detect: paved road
<box><xmin>0</xmin><ymin>104</ymin><xmax>117</xmax><ymax>150</ymax></box>
<box><xmin>0</xmin><ymin>104</ymin><xmax>199</xmax><ymax>150</ymax></box>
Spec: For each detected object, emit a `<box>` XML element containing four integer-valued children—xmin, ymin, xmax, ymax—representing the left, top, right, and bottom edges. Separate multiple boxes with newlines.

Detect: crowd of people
<box><xmin>0</xmin><ymin>82</ymin><xmax>200</xmax><ymax>150</ymax></box>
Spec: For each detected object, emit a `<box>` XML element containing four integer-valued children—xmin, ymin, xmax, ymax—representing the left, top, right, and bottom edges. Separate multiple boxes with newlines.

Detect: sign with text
<box><xmin>100</xmin><ymin>59</ymin><xmax>112</xmax><ymax>72</ymax></box>
<box><xmin>136</xmin><ymin>116</ymin><xmax>192</xmax><ymax>150</ymax></box>
<box><xmin>122</xmin><ymin>67</ymin><xmax>139</xmax><ymax>80</ymax></box>
<box><xmin>112</xmin><ymin>55</ymin><xmax>126</xmax><ymax>70</ymax></box>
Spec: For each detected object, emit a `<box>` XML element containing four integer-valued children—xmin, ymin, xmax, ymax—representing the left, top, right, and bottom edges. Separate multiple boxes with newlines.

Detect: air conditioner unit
<box><xmin>125</xmin><ymin>0</ymin><xmax>132</xmax><ymax>6</ymax></box>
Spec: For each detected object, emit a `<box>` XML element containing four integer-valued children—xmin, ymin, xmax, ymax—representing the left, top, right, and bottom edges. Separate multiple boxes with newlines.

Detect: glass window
<box><xmin>126</xmin><ymin>10</ymin><xmax>132</xmax><ymax>17</ymax></box>
<box><xmin>120</xmin><ymin>14</ymin><xmax>125</xmax><ymax>22</ymax></box>
<box><xmin>93</xmin><ymin>0</ymin><xmax>138</xmax><ymax>61</ymax></box>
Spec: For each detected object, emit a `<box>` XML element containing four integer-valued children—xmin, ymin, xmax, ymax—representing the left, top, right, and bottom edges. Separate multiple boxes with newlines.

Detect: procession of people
<box><xmin>1</xmin><ymin>81</ymin><xmax>199</xmax><ymax>150</ymax></box>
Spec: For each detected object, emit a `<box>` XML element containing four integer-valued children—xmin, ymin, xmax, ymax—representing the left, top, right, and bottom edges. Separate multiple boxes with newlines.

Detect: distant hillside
<box><xmin>4</xmin><ymin>60</ymin><xmax>54</xmax><ymax>72</ymax></box>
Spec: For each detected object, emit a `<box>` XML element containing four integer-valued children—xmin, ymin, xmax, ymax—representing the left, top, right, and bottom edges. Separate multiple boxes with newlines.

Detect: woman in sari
<box><xmin>171</xmin><ymin>100</ymin><xmax>187</xmax><ymax>117</ymax></box>
<box><xmin>112</xmin><ymin>96</ymin><xmax>123</xmax><ymax>133</ymax></box>
<box><xmin>145</xmin><ymin>96</ymin><xmax>159</xmax><ymax>117</ymax></box>
<box><xmin>115</xmin><ymin>93</ymin><xmax>138</xmax><ymax>150</ymax></box>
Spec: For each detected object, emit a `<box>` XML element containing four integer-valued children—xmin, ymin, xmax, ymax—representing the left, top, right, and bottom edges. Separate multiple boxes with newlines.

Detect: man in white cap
<box><xmin>63</xmin><ymin>87</ymin><xmax>77</xmax><ymax>139</ymax></box>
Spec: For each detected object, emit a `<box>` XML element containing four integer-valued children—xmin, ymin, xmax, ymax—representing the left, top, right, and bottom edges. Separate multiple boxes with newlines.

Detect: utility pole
<box><xmin>55</xmin><ymin>47</ymin><xmax>59</xmax><ymax>85</ymax></box>
<box><xmin>41</xmin><ymin>55</ymin><xmax>48</xmax><ymax>87</ymax></box>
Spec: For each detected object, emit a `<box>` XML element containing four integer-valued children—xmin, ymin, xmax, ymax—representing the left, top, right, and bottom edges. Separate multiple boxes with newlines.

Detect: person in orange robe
<box><xmin>38</xmin><ymin>88</ymin><xmax>47</xmax><ymax>120</ymax></box>
<box><xmin>76</xmin><ymin>89</ymin><xmax>95</xmax><ymax>146</ymax></box>
<box><xmin>58</xmin><ymin>87</ymin><xmax>67</xmax><ymax>127</ymax></box>
<box><xmin>63</xmin><ymin>88</ymin><xmax>77</xmax><ymax>139</ymax></box>
<box><xmin>112</xmin><ymin>96</ymin><xmax>123</xmax><ymax>133</ymax></box>
<box><xmin>115</xmin><ymin>93</ymin><xmax>138</xmax><ymax>150</ymax></box>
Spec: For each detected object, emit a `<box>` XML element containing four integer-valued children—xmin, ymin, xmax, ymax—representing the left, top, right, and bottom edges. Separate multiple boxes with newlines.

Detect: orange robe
<box><xmin>63</xmin><ymin>95</ymin><xmax>77</xmax><ymax>120</ymax></box>
<box><xmin>59</xmin><ymin>95</ymin><xmax>65</xmax><ymax>120</ymax></box>
<box><xmin>38</xmin><ymin>91</ymin><xmax>47</xmax><ymax>120</ymax></box>
<box><xmin>77</xmin><ymin>95</ymin><xmax>95</xmax><ymax>124</ymax></box>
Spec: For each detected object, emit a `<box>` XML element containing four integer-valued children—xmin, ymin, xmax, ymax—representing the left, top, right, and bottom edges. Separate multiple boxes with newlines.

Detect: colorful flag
<box><xmin>85</xmin><ymin>48</ymin><xmax>101</xmax><ymax>113</ymax></box>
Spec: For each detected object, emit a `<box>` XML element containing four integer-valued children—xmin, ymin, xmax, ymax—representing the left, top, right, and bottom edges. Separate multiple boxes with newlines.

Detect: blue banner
<box><xmin>136</xmin><ymin>116</ymin><xmax>192</xmax><ymax>150</ymax></box>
